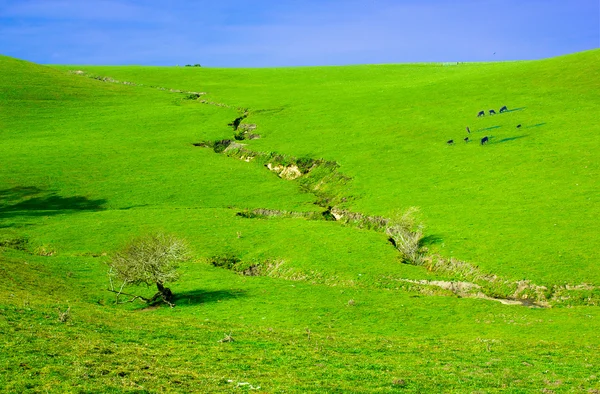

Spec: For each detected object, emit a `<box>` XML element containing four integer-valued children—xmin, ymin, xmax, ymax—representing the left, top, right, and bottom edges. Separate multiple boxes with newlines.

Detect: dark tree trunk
<box><xmin>156</xmin><ymin>282</ymin><xmax>174</xmax><ymax>304</ymax></box>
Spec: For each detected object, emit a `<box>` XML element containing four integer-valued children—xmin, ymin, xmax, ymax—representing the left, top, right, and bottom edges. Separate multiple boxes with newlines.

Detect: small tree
<box><xmin>107</xmin><ymin>233</ymin><xmax>190</xmax><ymax>307</ymax></box>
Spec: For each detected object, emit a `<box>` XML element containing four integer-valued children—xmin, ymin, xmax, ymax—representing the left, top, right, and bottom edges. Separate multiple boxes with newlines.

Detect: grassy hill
<box><xmin>71</xmin><ymin>50</ymin><xmax>600</xmax><ymax>285</ymax></box>
<box><xmin>1</xmin><ymin>51</ymin><xmax>599</xmax><ymax>392</ymax></box>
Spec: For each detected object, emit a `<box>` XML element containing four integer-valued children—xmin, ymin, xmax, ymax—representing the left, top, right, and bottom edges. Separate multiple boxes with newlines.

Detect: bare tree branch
<box><xmin>106</xmin><ymin>233</ymin><xmax>190</xmax><ymax>307</ymax></box>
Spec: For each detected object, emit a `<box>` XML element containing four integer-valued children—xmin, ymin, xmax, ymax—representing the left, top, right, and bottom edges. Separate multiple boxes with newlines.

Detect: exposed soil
<box><xmin>397</xmin><ymin>278</ymin><xmax>547</xmax><ymax>307</ymax></box>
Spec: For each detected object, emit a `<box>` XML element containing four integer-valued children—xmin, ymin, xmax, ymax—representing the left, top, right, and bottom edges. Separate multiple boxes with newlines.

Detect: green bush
<box><xmin>233</xmin><ymin>131</ymin><xmax>247</xmax><ymax>141</ymax></box>
<box><xmin>296</xmin><ymin>157</ymin><xmax>317</xmax><ymax>173</ymax></box>
<box><xmin>210</xmin><ymin>254</ymin><xmax>241</xmax><ymax>270</ymax></box>
<box><xmin>213</xmin><ymin>139</ymin><xmax>232</xmax><ymax>153</ymax></box>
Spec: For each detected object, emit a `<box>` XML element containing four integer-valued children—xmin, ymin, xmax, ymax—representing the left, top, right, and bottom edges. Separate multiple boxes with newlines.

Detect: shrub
<box><xmin>385</xmin><ymin>207</ymin><xmax>425</xmax><ymax>265</ymax></box>
<box><xmin>213</xmin><ymin>139</ymin><xmax>231</xmax><ymax>153</ymax></box>
<box><xmin>213</xmin><ymin>139</ymin><xmax>232</xmax><ymax>153</ymax></box>
<box><xmin>296</xmin><ymin>157</ymin><xmax>317</xmax><ymax>174</ymax></box>
<box><xmin>321</xmin><ymin>207</ymin><xmax>336</xmax><ymax>221</ymax></box>
<box><xmin>236</xmin><ymin>210</ymin><xmax>261</xmax><ymax>219</ymax></box>
<box><xmin>228</xmin><ymin>116</ymin><xmax>245</xmax><ymax>130</ymax></box>
<box><xmin>210</xmin><ymin>254</ymin><xmax>241</xmax><ymax>270</ymax></box>
<box><xmin>233</xmin><ymin>131</ymin><xmax>247</xmax><ymax>141</ymax></box>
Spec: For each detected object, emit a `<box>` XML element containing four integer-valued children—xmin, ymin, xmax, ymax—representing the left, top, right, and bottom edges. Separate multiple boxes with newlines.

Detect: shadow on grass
<box><xmin>498</xmin><ymin>107</ymin><xmax>527</xmax><ymax>115</ymax></box>
<box><xmin>253</xmin><ymin>106</ymin><xmax>288</xmax><ymax>115</ymax></box>
<box><xmin>493</xmin><ymin>135</ymin><xmax>528</xmax><ymax>144</ymax></box>
<box><xmin>525</xmin><ymin>123</ymin><xmax>546</xmax><ymax>129</ymax></box>
<box><xmin>504</xmin><ymin>107</ymin><xmax>526</xmax><ymax>113</ymax></box>
<box><xmin>173</xmin><ymin>289</ymin><xmax>246</xmax><ymax>306</ymax></box>
<box><xmin>0</xmin><ymin>186</ymin><xmax>106</xmax><ymax>226</ymax></box>
<box><xmin>476</xmin><ymin>125</ymin><xmax>502</xmax><ymax>132</ymax></box>
<box><xmin>117</xmin><ymin>204</ymin><xmax>150</xmax><ymax>210</ymax></box>
<box><xmin>420</xmin><ymin>234</ymin><xmax>443</xmax><ymax>247</ymax></box>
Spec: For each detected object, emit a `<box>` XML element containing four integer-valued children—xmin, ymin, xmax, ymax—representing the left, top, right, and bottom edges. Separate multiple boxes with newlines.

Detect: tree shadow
<box><xmin>0</xmin><ymin>186</ymin><xmax>107</xmax><ymax>225</ymax></box>
<box><xmin>0</xmin><ymin>186</ymin><xmax>43</xmax><ymax>201</ymax></box>
<box><xmin>493</xmin><ymin>135</ymin><xmax>528</xmax><ymax>144</ymax></box>
<box><xmin>173</xmin><ymin>289</ymin><xmax>246</xmax><ymax>306</ymax></box>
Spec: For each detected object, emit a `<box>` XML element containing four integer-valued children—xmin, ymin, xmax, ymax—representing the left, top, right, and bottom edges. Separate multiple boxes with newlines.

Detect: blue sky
<box><xmin>0</xmin><ymin>0</ymin><xmax>598</xmax><ymax>67</ymax></box>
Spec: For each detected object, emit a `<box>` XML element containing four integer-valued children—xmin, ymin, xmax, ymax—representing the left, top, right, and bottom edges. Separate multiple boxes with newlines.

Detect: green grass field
<box><xmin>1</xmin><ymin>50</ymin><xmax>599</xmax><ymax>392</ymax></box>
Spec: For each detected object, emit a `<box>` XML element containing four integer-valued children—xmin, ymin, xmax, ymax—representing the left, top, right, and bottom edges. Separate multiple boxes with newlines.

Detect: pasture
<box><xmin>1</xmin><ymin>50</ymin><xmax>599</xmax><ymax>392</ymax></box>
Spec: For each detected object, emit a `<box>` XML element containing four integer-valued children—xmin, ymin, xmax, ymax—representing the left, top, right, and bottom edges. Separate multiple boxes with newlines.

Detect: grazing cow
<box><xmin>477</xmin><ymin>110</ymin><xmax>485</xmax><ymax>117</ymax></box>
<box><xmin>481</xmin><ymin>136</ymin><xmax>489</xmax><ymax>145</ymax></box>
<box><xmin>466</xmin><ymin>126</ymin><xmax>471</xmax><ymax>134</ymax></box>
<box><xmin>517</xmin><ymin>124</ymin><xmax>522</xmax><ymax>128</ymax></box>
<box><xmin>499</xmin><ymin>105</ymin><xmax>508</xmax><ymax>113</ymax></box>
<box><xmin>489</xmin><ymin>109</ymin><xmax>496</xmax><ymax>115</ymax></box>
<box><xmin>464</xmin><ymin>137</ymin><xmax>469</xmax><ymax>143</ymax></box>
<box><xmin>447</xmin><ymin>139</ymin><xmax>454</xmax><ymax>145</ymax></box>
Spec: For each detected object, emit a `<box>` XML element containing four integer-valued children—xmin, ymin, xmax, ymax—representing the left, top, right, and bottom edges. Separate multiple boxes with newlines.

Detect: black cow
<box><xmin>481</xmin><ymin>136</ymin><xmax>489</xmax><ymax>145</ymax></box>
<box><xmin>447</xmin><ymin>139</ymin><xmax>454</xmax><ymax>145</ymax></box>
<box><xmin>499</xmin><ymin>105</ymin><xmax>508</xmax><ymax>113</ymax></box>
<box><xmin>466</xmin><ymin>126</ymin><xmax>471</xmax><ymax>134</ymax></box>
<box><xmin>489</xmin><ymin>109</ymin><xmax>496</xmax><ymax>115</ymax></box>
<box><xmin>477</xmin><ymin>110</ymin><xmax>485</xmax><ymax>117</ymax></box>
<box><xmin>517</xmin><ymin>124</ymin><xmax>522</xmax><ymax>128</ymax></box>
<box><xmin>464</xmin><ymin>137</ymin><xmax>469</xmax><ymax>143</ymax></box>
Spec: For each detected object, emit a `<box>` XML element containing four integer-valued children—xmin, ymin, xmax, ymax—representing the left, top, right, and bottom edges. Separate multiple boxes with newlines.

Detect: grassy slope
<box><xmin>74</xmin><ymin>49</ymin><xmax>600</xmax><ymax>285</ymax></box>
<box><xmin>2</xmin><ymin>251</ymin><xmax>600</xmax><ymax>393</ymax></box>
<box><xmin>0</xmin><ymin>55</ymin><xmax>444</xmax><ymax>288</ymax></box>
<box><xmin>1</xmin><ymin>53</ymin><xmax>599</xmax><ymax>392</ymax></box>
